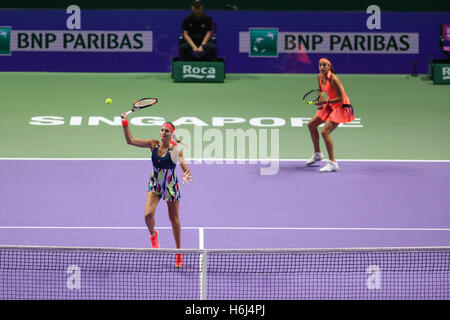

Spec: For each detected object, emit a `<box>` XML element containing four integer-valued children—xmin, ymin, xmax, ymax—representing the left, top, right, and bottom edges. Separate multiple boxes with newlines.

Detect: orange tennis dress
<box><xmin>316</xmin><ymin>72</ymin><xmax>354</xmax><ymax>123</ymax></box>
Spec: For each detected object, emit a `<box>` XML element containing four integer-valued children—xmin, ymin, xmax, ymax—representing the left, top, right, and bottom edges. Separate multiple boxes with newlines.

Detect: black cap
<box><xmin>192</xmin><ymin>0</ymin><xmax>203</xmax><ymax>8</ymax></box>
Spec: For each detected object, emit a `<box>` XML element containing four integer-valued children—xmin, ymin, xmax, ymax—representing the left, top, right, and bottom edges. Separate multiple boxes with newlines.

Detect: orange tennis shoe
<box><xmin>175</xmin><ymin>253</ymin><xmax>184</xmax><ymax>268</ymax></box>
<box><xmin>150</xmin><ymin>230</ymin><xmax>159</xmax><ymax>248</ymax></box>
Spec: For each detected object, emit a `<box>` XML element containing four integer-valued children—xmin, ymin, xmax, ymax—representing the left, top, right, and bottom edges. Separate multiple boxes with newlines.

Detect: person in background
<box><xmin>179</xmin><ymin>0</ymin><xmax>217</xmax><ymax>61</ymax></box>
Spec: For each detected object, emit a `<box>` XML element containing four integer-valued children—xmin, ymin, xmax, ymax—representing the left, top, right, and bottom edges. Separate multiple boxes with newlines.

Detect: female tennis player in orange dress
<box><xmin>306</xmin><ymin>58</ymin><xmax>354</xmax><ymax>172</ymax></box>
<box><xmin>121</xmin><ymin>113</ymin><xmax>193</xmax><ymax>267</ymax></box>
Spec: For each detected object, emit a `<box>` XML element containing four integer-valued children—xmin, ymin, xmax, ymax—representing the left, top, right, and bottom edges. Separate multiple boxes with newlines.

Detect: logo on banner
<box><xmin>182</xmin><ymin>65</ymin><xmax>217</xmax><ymax>79</ymax></box>
<box><xmin>0</xmin><ymin>27</ymin><xmax>11</xmax><ymax>55</ymax></box>
<box><xmin>442</xmin><ymin>67</ymin><xmax>450</xmax><ymax>80</ymax></box>
<box><xmin>11</xmin><ymin>31</ymin><xmax>152</xmax><ymax>53</ymax></box>
<box><xmin>0</xmin><ymin>8</ymin><xmax>152</xmax><ymax>55</ymax></box>
<box><xmin>240</xmin><ymin>29</ymin><xmax>419</xmax><ymax>55</ymax></box>
<box><xmin>249</xmin><ymin>28</ymin><xmax>278</xmax><ymax>57</ymax></box>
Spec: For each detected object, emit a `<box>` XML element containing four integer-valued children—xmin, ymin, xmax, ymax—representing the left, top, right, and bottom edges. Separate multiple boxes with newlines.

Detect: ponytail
<box><xmin>330</xmin><ymin>66</ymin><xmax>336</xmax><ymax>74</ymax></box>
<box><xmin>171</xmin><ymin>133</ymin><xmax>182</xmax><ymax>145</ymax></box>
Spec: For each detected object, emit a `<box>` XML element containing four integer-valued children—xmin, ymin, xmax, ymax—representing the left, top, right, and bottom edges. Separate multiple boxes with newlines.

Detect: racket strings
<box><xmin>303</xmin><ymin>90</ymin><xmax>320</xmax><ymax>103</ymax></box>
<box><xmin>134</xmin><ymin>98</ymin><xmax>158</xmax><ymax>108</ymax></box>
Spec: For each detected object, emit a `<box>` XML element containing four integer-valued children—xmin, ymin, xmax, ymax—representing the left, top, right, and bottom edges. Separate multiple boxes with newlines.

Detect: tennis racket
<box><xmin>302</xmin><ymin>89</ymin><xmax>321</xmax><ymax>105</ymax></box>
<box><xmin>125</xmin><ymin>97</ymin><xmax>158</xmax><ymax>116</ymax></box>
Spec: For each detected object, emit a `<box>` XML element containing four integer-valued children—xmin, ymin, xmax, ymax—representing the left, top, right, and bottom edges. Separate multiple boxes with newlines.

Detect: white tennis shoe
<box><xmin>305</xmin><ymin>152</ymin><xmax>323</xmax><ymax>166</ymax></box>
<box><xmin>319</xmin><ymin>160</ymin><xmax>339</xmax><ymax>172</ymax></box>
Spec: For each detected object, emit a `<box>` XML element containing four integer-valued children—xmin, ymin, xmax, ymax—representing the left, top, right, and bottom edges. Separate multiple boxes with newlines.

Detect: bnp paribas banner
<box><xmin>241</xmin><ymin>28</ymin><xmax>419</xmax><ymax>56</ymax></box>
<box><xmin>1</xmin><ymin>28</ymin><xmax>152</xmax><ymax>53</ymax></box>
<box><xmin>0</xmin><ymin>8</ymin><xmax>449</xmax><ymax>74</ymax></box>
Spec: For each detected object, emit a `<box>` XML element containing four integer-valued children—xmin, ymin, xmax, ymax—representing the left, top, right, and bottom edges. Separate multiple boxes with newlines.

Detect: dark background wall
<box><xmin>1</xmin><ymin>0</ymin><xmax>450</xmax><ymax>11</ymax></box>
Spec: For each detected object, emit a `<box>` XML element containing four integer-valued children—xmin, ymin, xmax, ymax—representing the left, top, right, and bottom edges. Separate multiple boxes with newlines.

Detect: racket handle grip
<box><xmin>125</xmin><ymin>110</ymin><xmax>133</xmax><ymax>116</ymax></box>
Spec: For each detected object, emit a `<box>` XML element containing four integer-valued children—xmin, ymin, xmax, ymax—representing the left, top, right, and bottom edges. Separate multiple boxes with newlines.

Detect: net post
<box><xmin>199</xmin><ymin>249</ymin><xmax>208</xmax><ymax>300</ymax></box>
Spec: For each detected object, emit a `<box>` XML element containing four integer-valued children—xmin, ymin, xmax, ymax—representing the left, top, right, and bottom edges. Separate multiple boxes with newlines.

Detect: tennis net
<box><xmin>0</xmin><ymin>246</ymin><xmax>449</xmax><ymax>300</ymax></box>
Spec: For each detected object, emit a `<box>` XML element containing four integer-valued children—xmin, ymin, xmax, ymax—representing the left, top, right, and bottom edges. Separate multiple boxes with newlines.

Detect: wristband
<box><xmin>122</xmin><ymin>119</ymin><xmax>129</xmax><ymax>127</ymax></box>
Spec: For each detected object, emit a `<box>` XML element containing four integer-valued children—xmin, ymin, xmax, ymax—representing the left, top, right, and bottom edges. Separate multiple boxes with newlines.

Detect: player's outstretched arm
<box><xmin>121</xmin><ymin>112</ymin><xmax>156</xmax><ymax>149</ymax></box>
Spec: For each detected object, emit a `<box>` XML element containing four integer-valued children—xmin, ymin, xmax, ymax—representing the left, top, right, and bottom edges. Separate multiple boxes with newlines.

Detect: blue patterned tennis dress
<box><xmin>147</xmin><ymin>145</ymin><xmax>181</xmax><ymax>202</ymax></box>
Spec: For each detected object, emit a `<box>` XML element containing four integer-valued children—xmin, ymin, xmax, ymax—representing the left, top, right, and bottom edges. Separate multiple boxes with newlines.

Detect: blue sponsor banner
<box><xmin>0</xmin><ymin>9</ymin><xmax>449</xmax><ymax>73</ymax></box>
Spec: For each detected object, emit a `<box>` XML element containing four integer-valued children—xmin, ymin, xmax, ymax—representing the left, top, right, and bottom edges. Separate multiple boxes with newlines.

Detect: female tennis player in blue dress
<box><xmin>121</xmin><ymin>113</ymin><xmax>193</xmax><ymax>268</ymax></box>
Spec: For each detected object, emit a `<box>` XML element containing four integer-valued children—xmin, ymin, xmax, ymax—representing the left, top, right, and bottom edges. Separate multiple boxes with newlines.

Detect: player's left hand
<box><xmin>315</xmin><ymin>100</ymin><xmax>326</xmax><ymax>106</ymax></box>
<box><xmin>182</xmin><ymin>170</ymin><xmax>193</xmax><ymax>184</ymax></box>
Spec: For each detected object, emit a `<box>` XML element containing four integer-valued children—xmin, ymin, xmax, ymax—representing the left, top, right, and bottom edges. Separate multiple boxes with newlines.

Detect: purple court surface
<box><xmin>1</xmin><ymin>159</ymin><xmax>449</xmax><ymax>250</ymax></box>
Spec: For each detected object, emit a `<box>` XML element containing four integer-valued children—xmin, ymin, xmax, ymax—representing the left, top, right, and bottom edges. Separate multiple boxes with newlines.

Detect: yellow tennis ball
<box><xmin>105</xmin><ymin>98</ymin><xmax>112</xmax><ymax>104</ymax></box>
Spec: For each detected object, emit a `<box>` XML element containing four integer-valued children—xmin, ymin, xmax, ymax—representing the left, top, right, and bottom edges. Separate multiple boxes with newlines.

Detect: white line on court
<box><xmin>1</xmin><ymin>158</ymin><xmax>450</xmax><ymax>162</ymax></box>
<box><xmin>1</xmin><ymin>226</ymin><xmax>449</xmax><ymax>231</ymax></box>
<box><xmin>198</xmin><ymin>227</ymin><xmax>205</xmax><ymax>250</ymax></box>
